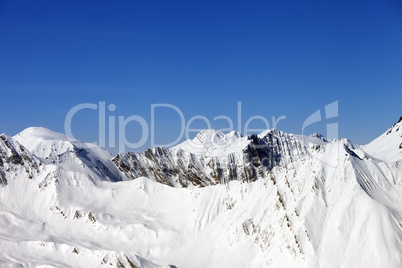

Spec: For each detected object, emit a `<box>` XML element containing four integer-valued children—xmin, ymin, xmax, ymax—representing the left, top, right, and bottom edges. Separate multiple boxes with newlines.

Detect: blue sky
<box><xmin>0</xmin><ymin>0</ymin><xmax>401</xmax><ymax>153</ymax></box>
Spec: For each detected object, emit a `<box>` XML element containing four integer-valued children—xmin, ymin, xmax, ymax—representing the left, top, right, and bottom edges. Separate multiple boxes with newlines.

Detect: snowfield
<box><xmin>0</xmin><ymin>119</ymin><xmax>402</xmax><ymax>268</ymax></box>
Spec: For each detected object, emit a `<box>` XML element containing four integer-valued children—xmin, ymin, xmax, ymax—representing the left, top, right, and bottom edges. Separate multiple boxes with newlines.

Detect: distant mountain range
<box><xmin>0</xmin><ymin>118</ymin><xmax>401</xmax><ymax>267</ymax></box>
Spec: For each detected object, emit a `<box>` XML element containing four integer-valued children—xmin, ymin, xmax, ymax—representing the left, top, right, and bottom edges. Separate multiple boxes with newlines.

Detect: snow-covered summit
<box><xmin>13</xmin><ymin>127</ymin><xmax>125</xmax><ymax>182</ymax></box>
<box><xmin>15</xmin><ymin>127</ymin><xmax>72</xmax><ymax>142</ymax></box>
<box><xmin>173</xmin><ymin>129</ymin><xmax>248</xmax><ymax>157</ymax></box>
<box><xmin>14</xmin><ymin>127</ymin><xmax>92</xmax><ymax>159</ymax></box>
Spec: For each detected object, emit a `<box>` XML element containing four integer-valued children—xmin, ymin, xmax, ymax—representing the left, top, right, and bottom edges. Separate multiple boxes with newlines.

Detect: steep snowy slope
<box><xmin>0</xmin><ymin>123</ymin><xmax>401</xmax><ymax>267</ymax></box>
<box><xmin>363</xmin><ymin>117</ymin><xmax>402</xmax><ymax>163</ymax></box>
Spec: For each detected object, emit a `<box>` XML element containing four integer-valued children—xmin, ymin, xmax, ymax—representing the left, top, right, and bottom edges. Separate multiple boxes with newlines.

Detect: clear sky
<box><xmin>0</xmin><ymin>0</ymin><xmax>401</xmax><ymax>153</ymax></box>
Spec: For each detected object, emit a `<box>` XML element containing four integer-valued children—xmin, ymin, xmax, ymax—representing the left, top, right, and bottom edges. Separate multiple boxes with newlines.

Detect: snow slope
<box><xmin>363</xmin><ymin>117</ymin><xmax>402</xmax><ymax>163</ymax></box>
<box><xmin>0</xmin><ymin>121</ymin><xmax>402</xmax><ymax>267</ymax></box>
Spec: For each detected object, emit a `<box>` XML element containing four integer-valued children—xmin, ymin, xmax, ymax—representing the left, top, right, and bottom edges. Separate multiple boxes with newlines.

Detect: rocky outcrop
<box><xmin>0</xmin><ymin>134</ymin><xmax>39</xmax><ymax>185</ymax></box>
<box><xmin>113</xmin><ymin>130</ymin><xmax>308</xmax><ymax>187</ymax></box>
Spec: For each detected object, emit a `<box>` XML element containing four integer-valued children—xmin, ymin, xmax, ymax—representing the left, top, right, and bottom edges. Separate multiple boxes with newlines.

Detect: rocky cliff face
<box><xmin>112</xmin><ymin>129</ymin><xmax>309</xmax><ymax>187</ymax></box>
<box><xmin>0</xmin><ymin>134</ymin><xmax>39</xmax><ymax>185</ymax></box>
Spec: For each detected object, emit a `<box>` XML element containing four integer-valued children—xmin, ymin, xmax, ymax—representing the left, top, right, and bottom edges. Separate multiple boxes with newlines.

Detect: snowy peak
<box><xmin>13</xmin><ymin>127</ymin><xmax>124</xmax><ymax>182</ymax></box>
<box><xmin>13</xmin><ymin>127</ymin><xmax>81</xmax><ymax>159</ymax></box>
<box><xmin>309</xmin><ymin>133</ymin><xmax>329</xmax><ymax>143</ymax></box>
<box><xmin>195</xmin><ymin>129</ymin><xmax>225</xmax><ymax>144</ymax></box>
<box><xmin>194</xmin><ymin>129</ymin><xmax>243</xmax><ymax>148</ymax></box>
<box><xmin>13</xmin><ymin>127</ymin><xmax>114</xmax><ymax>161</ymax></box>
<box><xmin>15</xmin><ymin>127</ymin><xmax>72</xmax><ymax>142</ymax></box>
<box><xmin>386</xmin><ymin>116</ymin><xmax>402</xmax><ymax>135</ymax></box>
<box><xmin>174</xmin><ymin>129</ymin><xmax>249</xmax><ymax>157</ymax></box>
<box><xmin>363</xmin><ymin>117</ymin><xmax>402</xmax><ymax>162</ymax></box>
<box><xmin>226</xmin><ymin>130</ymin><xmax>242</xmax><ymax>139</ymax></box>
<box><xmin>194</xmin><ymin>129</ymin><xmax>228</xmax><ymax>152</ymax></box>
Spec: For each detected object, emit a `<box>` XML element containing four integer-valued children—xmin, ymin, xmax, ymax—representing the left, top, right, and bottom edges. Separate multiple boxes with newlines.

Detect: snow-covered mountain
<box><xmin>0</xmin><ymin>119</ymin><xmax>402</xmax><ymax>267</ymax></box>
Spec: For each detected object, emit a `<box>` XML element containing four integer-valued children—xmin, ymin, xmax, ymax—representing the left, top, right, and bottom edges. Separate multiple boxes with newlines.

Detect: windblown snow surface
<box><xmin>0</xmin><ymin>120</ymin><xmax>401</xmax><ymax>267</ymax></box>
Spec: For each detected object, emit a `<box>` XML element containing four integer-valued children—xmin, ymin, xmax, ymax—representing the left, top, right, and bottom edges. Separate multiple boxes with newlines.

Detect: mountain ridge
<box><xmin>0</xmin><ymin>119</ymin><xmax>401</xmax><ymax>267</ymax></box>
